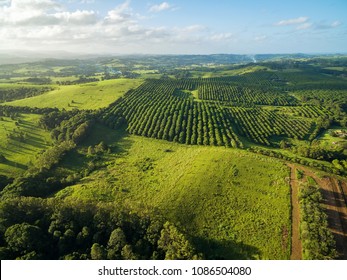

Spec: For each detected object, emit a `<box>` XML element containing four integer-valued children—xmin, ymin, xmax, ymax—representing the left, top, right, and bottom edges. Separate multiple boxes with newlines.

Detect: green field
<box><xmin>55</xmin><ymin>125</ymin><xmax>291</xmax><ymax>259</ymax></box>
<box><xmin>0</xmin><ymin>114</ymin><xmax>52</xmax><ymax>176</ymax></box>
<box><xmin>4</xmin><ymin>79</ymin><xmax>143</xmax><ymax>110</ymax></box>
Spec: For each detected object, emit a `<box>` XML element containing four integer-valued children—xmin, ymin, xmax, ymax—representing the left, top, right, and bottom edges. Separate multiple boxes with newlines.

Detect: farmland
<box><xmin>0</xmin><ymin>113</ymin><xmax>52</xmax><ymax>176</ymax></box>
<box><xmin>5</xmin><ymin>79</ymin><xmax>143</xmax><ymax>111</ymax></box>
<box><xmin>0</xmin><ymin>54</ymin><xmax>346</xmax><ymax>260</ymax></box>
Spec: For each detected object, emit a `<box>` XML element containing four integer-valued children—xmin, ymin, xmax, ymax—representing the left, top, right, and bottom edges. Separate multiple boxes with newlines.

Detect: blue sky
<box><xmin>0</xmin><ymin>0</ymin><xmax>346</xmax><ymax>54</ymax></box>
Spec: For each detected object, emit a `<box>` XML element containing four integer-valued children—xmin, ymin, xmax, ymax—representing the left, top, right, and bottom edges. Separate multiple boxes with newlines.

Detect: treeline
<box><xmin>48</xmin><ymin>111</ymin><xmax>95</xmax><ymax>144</ymax></box>
<box><xmin>0</xmin><ymin>168</ymin><xmax>68</xmax><ymax>199</ymax></box>
<box><xmin>56</xmin><ymin>76</ymin><xmax>99</xmax><ymax>85</ymax></box>
<box><xmin>0</xmin><ymin>105</ymin><xmax>59</xmax><ymax>116</ymax></box>
<box><xmin>298</xmin><ymin>177</ymin><xmax>337</xmax><ymax>259</ymax></box>
<box><xmin>0</xmin><ymin>86</ymin><xmax>53</xmax><ymax>102</ymax></box>
<box><xmin>0</xmin><ymin>197</ymin><xmax>200</xmax><ymax>260</ymax></box>
<box><xmin>248</xmin><ymin>147</ymin><xmax>344</xmax><ymax>175</ymax></box>
<box><xmin>23</xmin><ymin>77</ymin><xmax>52</xmax><ymax>84</ymax></box>
<box><xmin>38</xmin><ymin>109</ymin><xmax>80</xmax><ymax>130</ymax></box>
<box><xmin>291</xmin><ymin>141</ymin><xmax>346</xmax><ymax>162</ymax></box>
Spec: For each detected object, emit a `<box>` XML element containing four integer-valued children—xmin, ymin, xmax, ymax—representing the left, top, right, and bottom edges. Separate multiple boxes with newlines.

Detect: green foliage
<box><xmin>0</xmin><ymin>85</ymin><xmax>53</xmax><ymax>102</ymax></box>
<box><xmin>0</xmin><ymin>197</ymin><xmax>197</xmax><ymax>260</ymax></box>
<box><xmin>50</xmin><ymin>111</ymin><xmax>95</xmax><ymax>144</ymax></box>
<box><xmin>100</xmin><ymin>76</ymin><xmax>331</xmax><ymax>147</ymax></box>
<box><xmin>91</xmin><ymin>243</ymin><xmax>107</xmax><ymax>260</ymax></box>
<box><xmin>198</xmin><ymin>77</ymin><xmax>296</xmax><ymax>105</ymax></box>
<box><xmin>101</xmin><ymin>79</ymin><xmax>244</xmax><ymax>147</ymax></box>
<box><xmin>107</xmin><ymin>228</ymin><xmax>126</xmax><ymax>259</ymax></box>
<box><xmin>299</xmin><ymin>179</ymin><xmax>338</xmax><ymax>259</ymax></box>
<box><xmin>158</xmin><ymin>222</ymin><xmax>198</xmax><ymax>260</ymax></box>
<box><xmin>31</xmin><ymin>141</ymin><xmax>76</xmax><ymax>172</ymax></box>
<box><xmin>4</xmin><ymin>223</ymin><xmax>47</xmax><ymax>258</ymax></box>
<box><xmin>296</xmin><ymin>169</ymin><xmax>304</xmax><ymax>180</ymax></box>
<box><xmin>38</xmin><ymin>110</ymin><xmax>79</xmax><ymax>130</ymax></box>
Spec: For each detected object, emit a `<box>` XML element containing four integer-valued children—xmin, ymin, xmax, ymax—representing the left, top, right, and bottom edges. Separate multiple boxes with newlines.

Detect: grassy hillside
<box><xmin>5</xmin><ymin>79</ymin><xmax>143</xmax><ymax>110</ymax></box>
<box><xmin>55</xmin><ymin>125</ymin><xmax>291</xmax><ymax>259</ymax></box>
<box><xmin>0</xmin><ymin>114</ymin><xmax>52</xmax><ymax>176</ymax></box>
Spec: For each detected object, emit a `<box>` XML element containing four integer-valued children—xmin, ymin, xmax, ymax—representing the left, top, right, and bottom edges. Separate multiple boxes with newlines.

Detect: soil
<box><xmin>296</xmin><ymin>166</ymin><xmax>347</xmax><ymax>259</ymax></box>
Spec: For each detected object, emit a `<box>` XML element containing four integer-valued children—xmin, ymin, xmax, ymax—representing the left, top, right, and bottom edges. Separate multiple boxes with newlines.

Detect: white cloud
<box><xmin>11</xmin><ymin>0</ymin><xmax>59</xmax><ymax>11</ymax></box>
<box><xmin>104</xmin><ymin>0</ymin><xmax>132</xmax><ymax>24</ymax></box>
<box><xmin>296</xmin><ymin>22</ymin><xmax>312</xmax><ymax>30</ymax></box>
<box><xmin>149</xmin><ymin>2</ymin><xmax>172</xmax><ymax>13</ymax></box>
<box><xmin>331</xmin><ymin>21</ymin><xmax>341</xmax><ymax>27</ymax></box>
<box><xmin>180</xmin><ymin>25</ymin><xmax>206</xmax><ymax>33</ymax></box>
<box><xmin>0</xmin><ymin>0</ymin><xmax>247</xmax><ymax>54</ymax></box>
<box><xmin>210</xmin><ymin>33</ymin><xmax>233</xmax><ymax>42</ymax></box>
<box><xmin>25</xmin><ymin>25</ymin><xmax>65</xmax><ymax>39</ymax></box>
<box><xmin>275</xmin><ymin>16</ymin><xmax>308</xmax><ymax>26</ymax></box>
<box><xmin>0</xmin><ymin>0</ymin><xmax>62</xmax><ymax>25</ymax></box>
<box><xmin>54</xmin><ymin>10</ymin><xmax>97</xmax><ymax>25</ymax></box>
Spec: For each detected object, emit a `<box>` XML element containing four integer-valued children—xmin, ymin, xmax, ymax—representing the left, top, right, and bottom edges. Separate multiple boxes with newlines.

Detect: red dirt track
<box><xmin>289</xmin><ymin>165</ymin><xmax>347</xmax><ymax>259</ymax></box>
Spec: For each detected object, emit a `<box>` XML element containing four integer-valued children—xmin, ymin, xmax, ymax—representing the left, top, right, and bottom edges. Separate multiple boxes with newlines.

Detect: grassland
<box><xmin>4</xmin><ymin>79</ymin><xmax>143</xmax><ymax>110</ymax></box>
<box><xmin>0</xmin><ymin>114</ymin><xmax>52</xmax><ymax>176</ymax></box>
<box><xmin>55</xmin><ymin>124</ymin><xmax>291</xmax><ymax>259</ymax></box>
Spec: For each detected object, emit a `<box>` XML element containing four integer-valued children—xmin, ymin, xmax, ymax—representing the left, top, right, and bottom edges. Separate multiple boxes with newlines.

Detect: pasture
<box><xmin>5</xmin><ymin>79</ymin><xmax>143</xmax><ymax>110</ymax></box>
<box><xmin>56</xmin><ymin>127</ymin><xmax>291</xmax><ymax>259</ymax></box>
<box><xmin>0</xmin><ymin>114</ymin><xmax>52</xmax><ymax>176</ymax></box>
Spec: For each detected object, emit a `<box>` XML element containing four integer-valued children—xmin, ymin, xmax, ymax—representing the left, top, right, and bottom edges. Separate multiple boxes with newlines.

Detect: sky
<box><xmin>0</xmin><ymin>0</ymin><xmax>346</xmax><ymax>55</ymax></box>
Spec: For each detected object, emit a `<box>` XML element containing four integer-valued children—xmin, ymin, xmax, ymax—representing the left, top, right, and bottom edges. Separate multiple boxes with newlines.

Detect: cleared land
<box><xmin>0</xmin><ymin>114</ymin><xmax>52</xmax><ymax>176</ymax></box>
<box><xmin>4</xmin><ymin>79</ymin><xmax>143</xmax><ymax>110</ymax></box>
<box><xmin>55</xmin><ymin>125</ymin><xmax>291</xmax><ymax>259</ymax></box>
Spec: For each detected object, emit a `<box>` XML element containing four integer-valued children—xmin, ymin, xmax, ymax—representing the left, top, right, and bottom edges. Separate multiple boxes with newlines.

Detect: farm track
<box><xmin>288</xmin><ymin>164</ymin><xmax>302</xmax><ymax>260</ymax></box>
<box><xmin>296</xmin><ymin>166</ymin><xmax>347</xmax><ymax>259</ymax></box>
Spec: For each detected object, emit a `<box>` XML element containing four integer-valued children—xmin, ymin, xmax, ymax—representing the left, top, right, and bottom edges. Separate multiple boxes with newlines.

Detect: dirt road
<box><xmin>295</xmin><ymin>166</ymin><xmax>347</xmax><ymax>259</ymax></box>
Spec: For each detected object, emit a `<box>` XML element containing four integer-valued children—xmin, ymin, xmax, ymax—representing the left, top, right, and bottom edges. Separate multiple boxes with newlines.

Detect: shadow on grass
<box><xmin>192</xmin><ymin>236</ymin><xmax>261</xmax><ymax>260</ymax></box>
<box><xmin>2</xmin><ymin>159</ymin><xmax>27</xmax><ymax>170</ymax></box>
<box><xmin>82</xmin><ymin>123</ymin><xmax>133</xmax><ymax>154</ymax></box>
<box><xmin>58</xmin><ymin>124</ymin><xmax>133</xmax><ymax>172</ymax></box>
